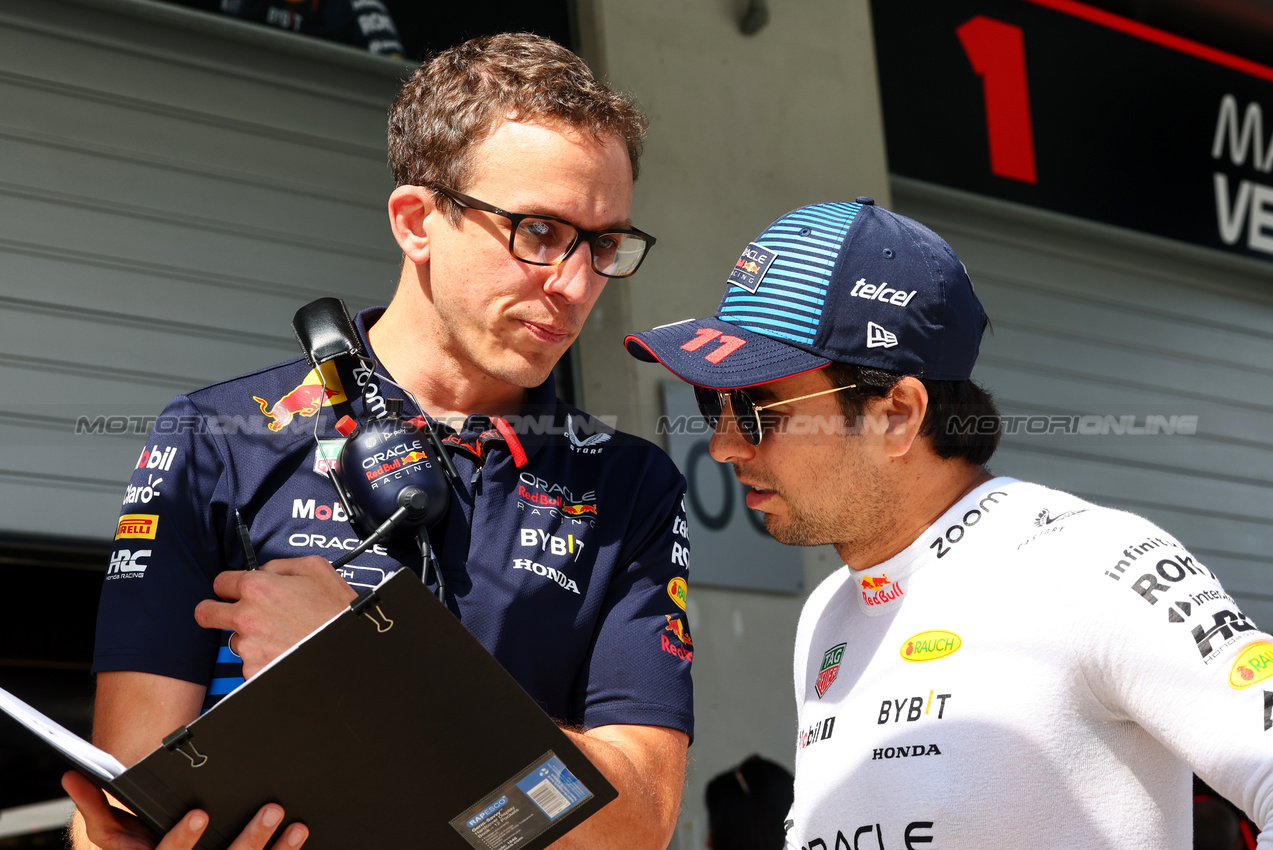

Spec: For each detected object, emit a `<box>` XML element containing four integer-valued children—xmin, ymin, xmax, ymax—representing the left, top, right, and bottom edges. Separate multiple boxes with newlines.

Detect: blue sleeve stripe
<box><xmin>208</xmin><ymin>676</ymin><xmax>245</xmax><ymax>696</ymax></box>
<box><xmin>215</xmin><ymin>646</ymin><xmax>241</xmax><ymax>664</ymax></box>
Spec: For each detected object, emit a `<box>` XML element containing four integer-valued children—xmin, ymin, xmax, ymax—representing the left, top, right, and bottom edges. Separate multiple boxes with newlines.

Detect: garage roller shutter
<box><xmin>0</xmin><ymin>0</ymin><xmax>408</xmax><ymax>541</ymax></box>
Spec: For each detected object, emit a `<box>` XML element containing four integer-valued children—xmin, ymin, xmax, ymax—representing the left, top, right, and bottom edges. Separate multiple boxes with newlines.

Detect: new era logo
<box><xmin>866</xmin><ymin>322</ymin><xmax>898</xmax><ymax>349</ymax></box>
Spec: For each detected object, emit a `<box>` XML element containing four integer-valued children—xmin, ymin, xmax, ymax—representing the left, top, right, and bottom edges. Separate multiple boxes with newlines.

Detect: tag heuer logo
<box><xmin>866</xmin><ymin>321</ymin><xmax>898</xmax><ymax>349</ymax></box>
<box><xmin>814</xmin><ymin>642</ymin><xmax>846</xmax><ymax>699</ymax></box>
<box><xmin>313</xmin><ymin>439</ymin><xmax>343</xmax><ymax>475</ymax></box>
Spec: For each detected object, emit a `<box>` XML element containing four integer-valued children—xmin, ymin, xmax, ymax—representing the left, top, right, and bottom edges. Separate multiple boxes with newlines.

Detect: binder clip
<box><xmin>162</xmin><ymin>726</ymin><xmax>208</xmax><ymax>768</ymax></box>
<box><xmin>350</xmin><ymin>589</ymin><xmax>394</xmax><ymax>633</ymax></box>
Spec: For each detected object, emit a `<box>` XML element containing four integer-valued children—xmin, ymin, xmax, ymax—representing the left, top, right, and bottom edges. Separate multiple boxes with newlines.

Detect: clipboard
<box><xmin>1</xmin><ymin>570</ymin><xmax>617</xmax><ymax>849</ymax></box>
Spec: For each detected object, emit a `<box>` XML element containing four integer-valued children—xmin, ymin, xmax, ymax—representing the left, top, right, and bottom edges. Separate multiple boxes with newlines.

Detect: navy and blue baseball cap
<box><xmin>624</xmin><ymin>198</ymin><xmax>988</xmax><ymax>388</ymax></box>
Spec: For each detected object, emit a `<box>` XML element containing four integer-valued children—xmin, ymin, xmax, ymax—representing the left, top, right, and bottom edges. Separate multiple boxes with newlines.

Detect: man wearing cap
<box><xmin>626</xmin><ymin>198</ymin><xmax>1273</xmax><ymax>847</ymax></box>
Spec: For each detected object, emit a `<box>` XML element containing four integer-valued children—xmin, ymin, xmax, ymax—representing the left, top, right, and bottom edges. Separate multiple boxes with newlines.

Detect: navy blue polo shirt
<box><xmin>94</xmin><ymin>308</ymin><xmax>693</xmax><ymax>737</ymax></box>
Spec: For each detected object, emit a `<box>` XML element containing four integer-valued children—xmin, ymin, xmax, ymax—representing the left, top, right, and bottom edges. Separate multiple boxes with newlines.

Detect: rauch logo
<box><xmin>900</xmin><ymin>630</ymin><xmax>961</xmax><ymax>663</ymax></box>
<box><xmin>667</xmin><ymin>577</ymin><xmax>688</xmax><ymax>611</ymax></box>
<box><xmin>1230</xmin><ymin>642</ymin><xmax>1273</xmax><ymax>690</ymax></box>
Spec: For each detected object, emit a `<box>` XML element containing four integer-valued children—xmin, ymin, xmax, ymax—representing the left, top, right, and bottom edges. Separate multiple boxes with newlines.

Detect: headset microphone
<box><xmin>327</xmin><ymin>398</ymin><xmax>450</xmax><ymax>563</ymax></box>
<box><xmin>289</xmin><ymin>298</ymin><xmax>456</xmax><ymax>598</ymax></box>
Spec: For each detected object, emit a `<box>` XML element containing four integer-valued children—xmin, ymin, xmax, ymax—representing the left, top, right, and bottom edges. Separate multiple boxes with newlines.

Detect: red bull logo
<box><xmin>661</xmin><ymin>614</ymin><xmax>693</xmax><ymax>661</ymax></box>
<box><xmin>562</xmin><ymin>503</ymin><xmax>598</xmax><ymax>517</ymax></box>
<box><xmin>860</xmin><ymin>573</ymin><xmax>904</xmax><ymax>607</ymax></box>
<box><xmin>859</xmin><ymin>574</ymin><xmax>891</xmax><ymax>591</ymax></box>
<box><xmin>252</xmin><ymin>364</ymin><xmax>347</xmax><ymax>433</ymax></box>
<box><xmin>664</xmin><ymin>614</ymin><xmax>692</xmax><ymax>646</ymax></box>
<box><xmin>735</xmin><ymin>259</ymin><xmax>762</xmax><ymax>275</ymax></box>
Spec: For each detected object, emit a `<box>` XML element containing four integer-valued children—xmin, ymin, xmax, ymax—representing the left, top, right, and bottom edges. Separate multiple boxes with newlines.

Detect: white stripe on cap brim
<box><xmin>624</xmin><ymin>316</ymin><xmax>831</xmax><ymax>389</ymax></box>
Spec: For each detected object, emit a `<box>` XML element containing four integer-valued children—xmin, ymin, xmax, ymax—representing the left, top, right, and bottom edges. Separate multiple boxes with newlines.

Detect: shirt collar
<box><xmin>850</xmin><ymin>477</ymin><xmax>1019</xmax><ymax>616</ymax></box>
<box><xmin>353</xmin><ymin>306</ymin><xmax>559</xmax><ymax>462</ymax></box>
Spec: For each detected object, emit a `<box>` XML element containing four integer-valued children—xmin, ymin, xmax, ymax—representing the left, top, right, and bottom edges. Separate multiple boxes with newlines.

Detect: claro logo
<box><xmin>900</xmin><ymin>630</ymin><xmax>961</xmax><ymax>663</ymax></box>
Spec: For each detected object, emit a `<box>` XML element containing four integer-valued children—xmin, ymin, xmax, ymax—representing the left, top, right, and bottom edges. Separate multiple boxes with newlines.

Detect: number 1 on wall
<box><xmin>957</xmin><ymin>15</ymin><xmax>1038</xmax><ymax>184</ymax></box>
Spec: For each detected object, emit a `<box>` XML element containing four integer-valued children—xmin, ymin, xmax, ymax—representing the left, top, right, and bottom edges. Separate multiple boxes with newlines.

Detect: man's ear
<box><xmin>878</xmin><ymin>377</ymin><xmax>929</xmax><ymax>459</ymax></box>
<box><xmin>387</xmin><ymin>185</ymin><xmax>436</xmax><ymax>265</ymax></box>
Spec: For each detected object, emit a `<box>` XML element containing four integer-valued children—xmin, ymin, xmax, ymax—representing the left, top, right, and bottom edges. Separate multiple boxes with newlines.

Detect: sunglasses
<box><xmin>693</xmin><ymin>383</ymin><xmax>857</xmax><ymax>445</ymax></box>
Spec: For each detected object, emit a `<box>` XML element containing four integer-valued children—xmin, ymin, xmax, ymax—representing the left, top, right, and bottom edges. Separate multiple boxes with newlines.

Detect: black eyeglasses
<box><xmin>693</xmin><ymin>383</ymin><xmax>857</xmax><ymax>445</ymax></box>
<box><xmin>430</xmin><ymin>185</ymin><xmax>656</xmax><ymax>279</ymax></box>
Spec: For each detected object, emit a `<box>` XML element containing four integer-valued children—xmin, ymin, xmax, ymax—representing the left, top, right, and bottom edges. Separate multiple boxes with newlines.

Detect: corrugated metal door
<box><xmin>0</xmin><ymin>0</ymin><xmax>407</xmax><ymax>541</ymax></box>
<box><xmin>897</xmin><ymin>178</ymin><xmax>1273</xmax><ymax>629</ymax></box>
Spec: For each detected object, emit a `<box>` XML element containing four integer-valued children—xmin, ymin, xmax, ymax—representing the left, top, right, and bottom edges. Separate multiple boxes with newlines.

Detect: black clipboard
<box><xmin>3</xmin><ymin>570</ymin><xmax>616</xmax><ymax>849</ymax></box>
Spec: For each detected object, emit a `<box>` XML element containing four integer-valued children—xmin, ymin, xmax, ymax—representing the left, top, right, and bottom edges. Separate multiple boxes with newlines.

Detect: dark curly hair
<box><xmin>823</xmin><ymin>362</ymin><xmax>1002</xmax><ymax>466</ymax></box>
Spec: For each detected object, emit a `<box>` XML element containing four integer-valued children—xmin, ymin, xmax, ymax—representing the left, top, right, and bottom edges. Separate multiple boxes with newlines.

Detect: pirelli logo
<box><xmin>115</xmin><ymin>514</ymin><xmax>159</xmax><ymax>540</ymax></box>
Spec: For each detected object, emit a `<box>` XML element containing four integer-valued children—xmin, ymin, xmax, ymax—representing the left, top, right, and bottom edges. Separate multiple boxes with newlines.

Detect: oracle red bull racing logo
<box><xmin>252</xmin><ymin>364</ymin><xmax>347</xmax><ymax>432</ymax></box>
<box><xmin>815</xmin><ymin>643</ymin><xmax>846</xmax><ymax>699</ymax></box>
<box><xmin>517</xmin><ymin>487</ymin><xmax>596</xmax><ymax>517</ymax></box>
<box><xmin>516</xmin><ymin>473</ymin><xmax>598</xmax><ymax>522</ymax></box>
<box><xmin>364</xmin><ymin>449</ymin><xmax>431</xmax><ymax>482</ymax></box>
<box><xmin>727</xmin><ymin>241</ymin><xmax>778</xmax><ymax>293</ymax></box>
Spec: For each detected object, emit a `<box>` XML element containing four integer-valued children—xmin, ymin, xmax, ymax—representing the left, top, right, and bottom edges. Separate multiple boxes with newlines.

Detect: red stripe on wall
<box><xmin>1023</xmin><ymin>0</ymin><xmax>1273</xmax><ymax>83</ymax></box>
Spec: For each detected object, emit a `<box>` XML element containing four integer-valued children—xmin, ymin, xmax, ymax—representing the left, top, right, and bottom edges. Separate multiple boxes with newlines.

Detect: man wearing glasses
<box><xmin>71</xmin><ymin>33</ymin><xmax>691</xmax><ymax>850</ymax></box>
<box><xmin>626</xmin><ymin>199</ymin><xmax>1273</xmax><ymax>847</ymax></box>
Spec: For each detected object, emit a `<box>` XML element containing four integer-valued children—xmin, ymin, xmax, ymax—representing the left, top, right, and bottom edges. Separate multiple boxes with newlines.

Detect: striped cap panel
<box><xmin>716</xmin><ymin>203</ymin><xmax>861</xmax><ymax>345</ymax></box>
